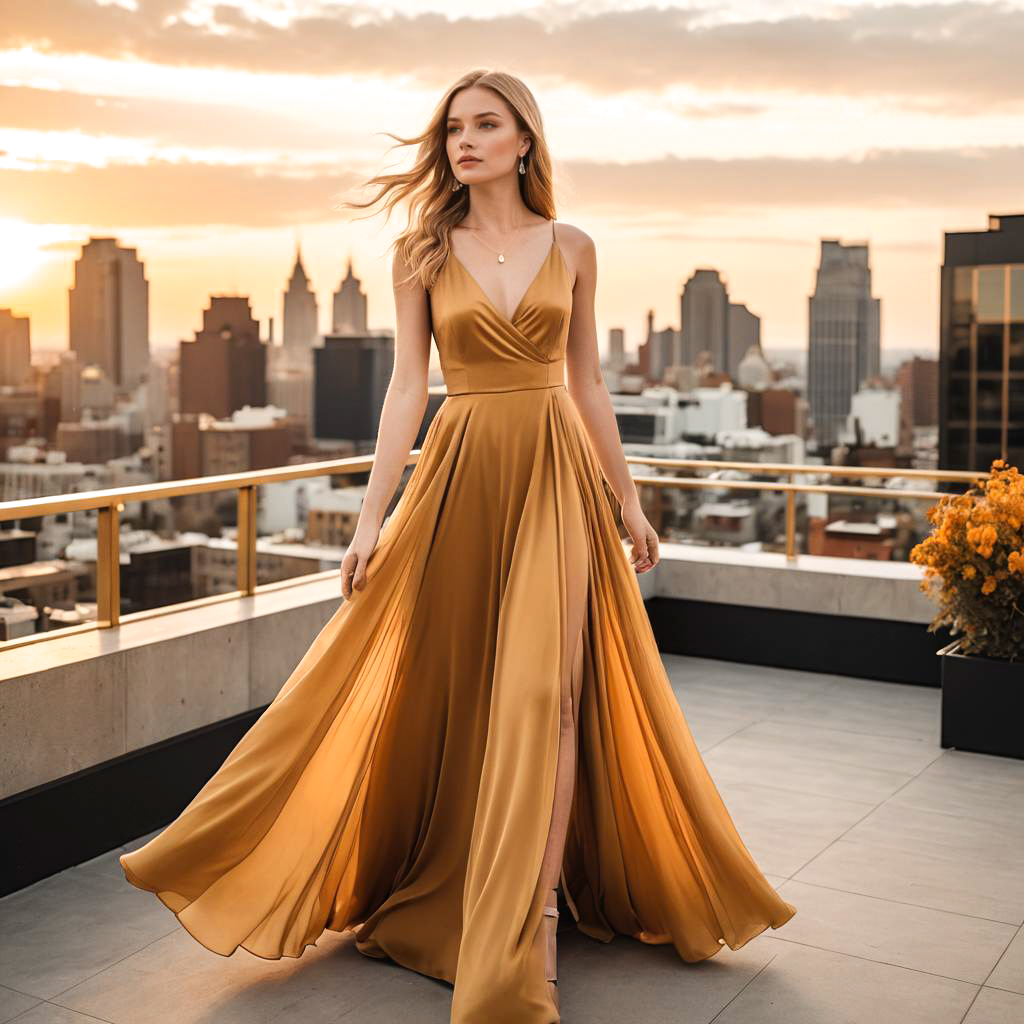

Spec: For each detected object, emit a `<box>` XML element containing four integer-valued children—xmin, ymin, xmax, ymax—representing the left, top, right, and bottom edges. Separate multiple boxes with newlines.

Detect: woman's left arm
<box><xmin>563</xmin><ymin>228</ymin><xmax>659</xmax><ymax>574</ymax></box>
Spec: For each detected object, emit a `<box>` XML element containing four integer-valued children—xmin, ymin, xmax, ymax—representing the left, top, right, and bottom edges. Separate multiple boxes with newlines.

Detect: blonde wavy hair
<box><xmin>334</xmin><ymin>68</ymin><xmax>556</xmax><ymax>292</ymax></box>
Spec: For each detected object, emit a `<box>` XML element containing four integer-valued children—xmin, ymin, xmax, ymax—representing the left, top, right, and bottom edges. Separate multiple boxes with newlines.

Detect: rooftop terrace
<box><xmin>2</xmin><ymin>653</ymin><xmax>1022</xmax><ymax>1024</ymax></box>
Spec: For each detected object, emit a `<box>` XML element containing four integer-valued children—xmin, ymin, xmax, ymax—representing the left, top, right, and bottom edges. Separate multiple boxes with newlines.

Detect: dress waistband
<box><xmin>443</xmin><ymin>359</ymin><xmax>566</xmax><ymax>397</ymax></box>
<box><xmin>445</xmin><ymin>381</ymin><xmax>566</xmax><ymax>397</ymax></box>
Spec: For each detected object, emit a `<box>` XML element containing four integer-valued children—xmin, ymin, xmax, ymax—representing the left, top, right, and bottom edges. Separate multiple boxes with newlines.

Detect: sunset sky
<box><xmin>1</xmin><ymin>0</ymin><xmax>1022</xmax><ymax>361</ymax></box>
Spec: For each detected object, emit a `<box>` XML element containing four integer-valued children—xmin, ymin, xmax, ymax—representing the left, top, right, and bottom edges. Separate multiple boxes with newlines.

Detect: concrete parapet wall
<box><xmin>1</xmin><ymin>544</ymin><xmax>934</xmax><ymax>800</ymax></box>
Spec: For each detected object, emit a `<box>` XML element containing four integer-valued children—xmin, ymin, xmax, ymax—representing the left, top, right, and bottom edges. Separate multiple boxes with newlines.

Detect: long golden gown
<box><xmin>120</xmin><ymin>218</ymin><xmax>796</xmax><ymax>1023</ymax></box>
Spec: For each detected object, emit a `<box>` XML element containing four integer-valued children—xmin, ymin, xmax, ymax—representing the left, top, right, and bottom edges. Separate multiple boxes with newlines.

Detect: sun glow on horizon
<box><xmin>0</xmin><ymin>220</ymin><xmax>59</xmax><ymax>299</ymax></box>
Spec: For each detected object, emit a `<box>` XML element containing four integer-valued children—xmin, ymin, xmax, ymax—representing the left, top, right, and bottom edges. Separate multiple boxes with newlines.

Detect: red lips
<box><xmin>458</xmin><ymin>156</ymin><xmax>480</xmax><ymax>165</ymax></box>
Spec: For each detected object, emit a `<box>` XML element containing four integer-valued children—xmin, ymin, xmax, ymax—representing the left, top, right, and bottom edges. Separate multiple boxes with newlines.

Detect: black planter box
<box><xmin>939</xmin><ymin>639</ymin><xmax>1024</xmax><ymax>760</ymax></box>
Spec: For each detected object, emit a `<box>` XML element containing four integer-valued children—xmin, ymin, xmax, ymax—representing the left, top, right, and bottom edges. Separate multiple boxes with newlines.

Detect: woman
<box><xmin>120</xmin><ymin>68</ymin><xmax>796</xmax><ymax>1024</ymax></box>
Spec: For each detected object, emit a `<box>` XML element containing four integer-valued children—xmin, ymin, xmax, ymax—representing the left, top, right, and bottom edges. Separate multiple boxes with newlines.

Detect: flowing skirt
<box><xmin>120</xmin><ymin>384</ymin><xmax>797</xmax><ymax>1024</ymax></box>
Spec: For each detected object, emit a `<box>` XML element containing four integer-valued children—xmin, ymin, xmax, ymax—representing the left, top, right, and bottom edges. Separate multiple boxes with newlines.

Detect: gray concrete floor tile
<box><xmin>767</xmin><ymin>680</ymin><xmax>940</xmax><ymax>742</ymax></box>
<box><xmin>716</xmin><ymin>718</ymin><xmax>945</xmax><ymax>775</ymax></box>
<box><xmin>55</xmin><ymin>927</ymin><xmax>406</xmax><ymax>1024</ymax></box>
<box><xmin>987</xmin><ymin>927</ymin><xmax>1024</xmax><ymax>995</ymax></box>
<box><xmin>961</xmin><ymin>986</ymin><xmax>1024</xmax><ymax>1024</ymax></box>
<box><xmin>845</xmin><ymin>798</ymin><xmax>1024</xmax><ymax>863</ymax></box>
<box><xmin>885</xmin><ymin>750</ymin><xmax>1024</xmax><ymax>830</ymax></box>
<box><xmin>774</xmin><ymin>879</ymin><xmax>1017</xmax><ymax>983</ymax></box>
<box><xmin>793</xmin><ymin>835</ymin><xmax>1024</xmax><ymax>924</ymax></box>
<box><xmin>0</xmin><ymin>986</ymin><xmax>41</xmax><ymax>1023</ymax></box>
<box><xmin>679</xmin><ymin>709</ymin><xmax>757</xmax><ymax>751</ymax></box>
<box><xmin>559</xmin><ymin>926</ymin><xmax>776</xmax><ymax>1024</ymax></box>
<box><xmin>8</xmin><ymin>1004</ymin><xmax>113</xmax><ymax>1023</ymax></box>
<box><xmin>709</xmin><ymin>937</ymin><xmax>977</xmax><ymax>1024</ymax></box>
<box><xmin>713</xmin><ymin>777</ymin><xmax>875</xmax><ymax>877</ymax></box>
<box><xmin>0</xmin><ymin>871</ymin><xmax>177</xmax><ymax>1000</ymax></box>
<box><xmin>703</xmin><ymin>732</ymin><xmax>921</xmax><ymax>804</ymax></box>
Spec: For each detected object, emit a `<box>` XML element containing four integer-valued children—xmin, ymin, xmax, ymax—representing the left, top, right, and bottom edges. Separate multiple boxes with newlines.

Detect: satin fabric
<box><xmin>120</xmin><ymin>219</ymin><xmax>796</xmax><ymax>1023</ymax></box>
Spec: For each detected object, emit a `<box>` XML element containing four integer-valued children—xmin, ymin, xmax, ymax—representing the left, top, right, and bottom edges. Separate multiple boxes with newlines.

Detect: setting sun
<box><xmin>0</xmin><ymin>220</ymin><xmax>47</xmax><ymax>294</ymax></box>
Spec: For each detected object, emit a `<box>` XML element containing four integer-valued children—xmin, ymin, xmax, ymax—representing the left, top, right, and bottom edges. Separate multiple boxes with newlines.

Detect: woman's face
<box><xmin>446</xmin><ymin>86</ymin><xmax>527</xmax><ymax>184</ymax></box>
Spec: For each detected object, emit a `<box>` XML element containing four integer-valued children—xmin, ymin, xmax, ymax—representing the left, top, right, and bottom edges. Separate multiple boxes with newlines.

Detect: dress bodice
<box><xmin>429</xmin><ymin>220</ymin><xmax>572</xmax><ymax>395</ymax></box>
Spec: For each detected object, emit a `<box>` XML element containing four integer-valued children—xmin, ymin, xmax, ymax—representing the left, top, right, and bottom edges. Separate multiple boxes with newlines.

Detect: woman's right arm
<box><xmin>340</xmin><ymin>247</ymin><xmax>432</xmax><ymax>598</ymax></box>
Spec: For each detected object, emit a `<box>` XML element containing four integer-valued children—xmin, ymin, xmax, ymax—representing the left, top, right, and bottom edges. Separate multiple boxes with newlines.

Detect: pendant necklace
<box><xmin>466</xmin><ymin>223</ymin><xmax>525</xmax><ymax>264</ymax></box>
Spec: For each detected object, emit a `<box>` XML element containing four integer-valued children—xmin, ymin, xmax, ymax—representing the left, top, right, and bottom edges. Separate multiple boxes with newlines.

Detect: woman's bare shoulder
<box><xmin>553</xmin><ymin>220</ymin><xmax>594</xmax><ymax>251</ymax></box>
<box><xmin>553</xmin><ymin>221</ymin><xmax>596</xmax><ymax>286</ymax></box>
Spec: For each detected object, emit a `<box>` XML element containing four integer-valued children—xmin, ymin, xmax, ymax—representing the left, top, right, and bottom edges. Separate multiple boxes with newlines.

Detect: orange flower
<box><xmin>913</xmin><ymin>459</ymin><xmax>1024</xmax><ymax>658</ymax></box>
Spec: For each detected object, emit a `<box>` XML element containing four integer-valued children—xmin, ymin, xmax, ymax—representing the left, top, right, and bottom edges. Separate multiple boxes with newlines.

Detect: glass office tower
<box><xmin>939</xmin><ymin>213</ymin><xmax>1024</xmax><ymax>473</ymax></box>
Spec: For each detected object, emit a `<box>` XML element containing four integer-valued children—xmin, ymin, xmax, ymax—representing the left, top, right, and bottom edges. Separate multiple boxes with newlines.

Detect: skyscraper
<box><xmin>727</xmin><ymin>302</ymin><xmax>761</xmax><ymax>382</ymax></box>
<box><xmin>0</xmin><ymin>309</ymin><xmax>31</xmax><ymax>387</ymax></box>
<box><xmin>332</xmin><ymin>257</ymin><xmax>369</xmax><ymax>334</ymax></box>
<box><xmin>607</xmin><ymin>327</ymin><xmax>625</xmax><ymax>372</ymax></box>
<box><xmin>179</xmin><ymin>296</ymin><xmax>266</xmax><ymax>419</ymax></box>
<box><xmin>680</xmin><ymin>269</ymin><xmax>729</xmax><ymax>371</ymax></box>
<box><xmin>939</xmin><ymin>213</ymin><xmax>1024</xmax><ymax>472</ymax></box>
<box><xmin>895</xmin><ymin>356</ymin><xmax>938</xmax><ymax>428</ymax></box>
<box><xmin>44</xmin><ymin>351</ymin><xmax>81</xmax><ymax>425</ymax></box>
<box><xmin>314</xmin><ymin>332</ymin><xmax>394</xmax><ymax>445</ymax></box>
<box><xmin>282</xmin><ymin>245</ymin><xmax>319</xmax><ymax>351</ymax></box>
<box><xmin>68</xmin><ymin>237</ymin><xmax>149</xmax><ymax>390</ymax></box>
<box><xmin>807</xmin><ymin>239</ymin><xmax>881</xmax><ymax>449</ymax></box>
<box><xmin>639</xmin><ymin>310</ymin><xmax>681</xmax><ymax>384</ymax></box>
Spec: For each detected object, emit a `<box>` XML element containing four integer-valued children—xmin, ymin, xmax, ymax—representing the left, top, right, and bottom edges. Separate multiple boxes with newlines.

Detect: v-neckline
<box><xmin>448</xmin><ymin>227</ymin><xmax>557</xmax><ymax>328</ymax></box>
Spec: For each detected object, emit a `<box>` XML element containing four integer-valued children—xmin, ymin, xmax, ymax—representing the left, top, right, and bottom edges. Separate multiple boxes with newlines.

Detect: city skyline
<box><xmin>2</xmin><ymin>0</ymin><xmax>1023</xmax><ymax>353</ymax></box>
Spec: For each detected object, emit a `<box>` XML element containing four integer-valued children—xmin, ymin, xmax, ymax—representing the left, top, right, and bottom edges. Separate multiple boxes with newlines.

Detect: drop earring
<box><xmin>518</xmin><ymin>155</ymin><xmax>526</xmax><ymax>175</ymax></box>
<box><xmin>451</xmin><ymin>179</ymin><xmax>462</xmax><ymax>190</ymax></box>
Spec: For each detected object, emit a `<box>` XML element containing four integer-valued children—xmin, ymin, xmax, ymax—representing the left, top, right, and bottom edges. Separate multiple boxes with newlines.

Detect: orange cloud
<box><xmin>1</xmin><ymin>146</ymin><xmax>1021</xmax><ymax>228</ymax></box>
<box><xmin>0</xmin><ymin>84</ymin><xmax>344</xmax><ymax>150</ymax></box>
<box><xmin>1</xmin><ymin>1</ymin><xmax>1023</xmax><ymax>111</ymax></box>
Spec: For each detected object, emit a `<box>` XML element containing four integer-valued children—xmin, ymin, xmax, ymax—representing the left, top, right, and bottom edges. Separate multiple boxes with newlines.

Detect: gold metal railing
<box><xmin>0</xmin><ymin>453</ymin><xmax>381</xmax><ymax>651</ymax></box>
<box><xmin>0</xmin><ymin>452</ymin><xmax>984</xmax><ymax>652</ymax></box>
<box><xmin>623</xmin><ymin>456</ymin><xmax>981</xmax><ymax>557</ymax></box>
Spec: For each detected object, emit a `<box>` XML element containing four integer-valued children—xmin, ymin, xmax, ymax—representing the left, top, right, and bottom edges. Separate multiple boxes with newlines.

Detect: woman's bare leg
<box><xmin>538</xmin><ymin>626</ymin><xmax>584</xmax><ymax>892</ymax></box>
<box><xmin>535</xmin><ymin>518</ymin><xmax>588</xmax><ymax>1005</ymax></box>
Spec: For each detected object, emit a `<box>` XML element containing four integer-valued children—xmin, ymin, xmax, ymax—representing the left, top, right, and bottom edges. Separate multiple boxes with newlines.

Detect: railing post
<box><xmin>96</xmin><ymin>502</ymin><xmax>122</xmax><ymax>626</ymax></box>
<box><xmin>237</xmin><ymin>486</ymin><xmax>257</xmax><ymax>596</ymax></box>
<box><xmin>785</xmin><ymin>483</ymin><xmax>796</xmax><ymax>562</ymax></box>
